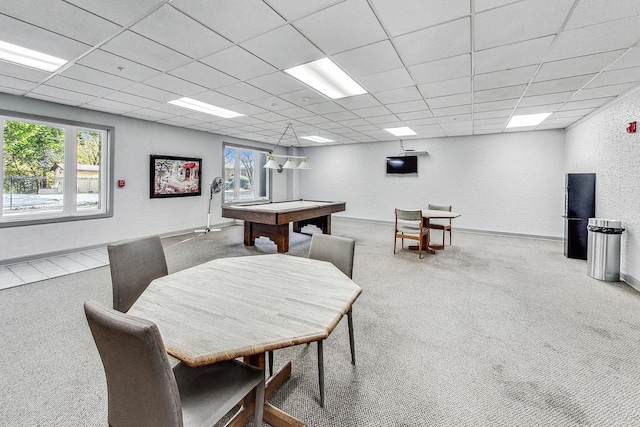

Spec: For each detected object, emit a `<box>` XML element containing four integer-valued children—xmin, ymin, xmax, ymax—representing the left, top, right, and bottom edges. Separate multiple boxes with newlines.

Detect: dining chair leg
<box><xmin>268</xmin><ymin>350</ymin><xmax>273</xmax><ymax>377</ymax></box>
<box><xmin>347</xmin><ymin>308</ymin><xmax>355</xmax><ymax>365</ymax></box>
<box><xmin>317</xmin><ymin>340</ymin><xmax>325</xmax><ymax>408</ymax></box>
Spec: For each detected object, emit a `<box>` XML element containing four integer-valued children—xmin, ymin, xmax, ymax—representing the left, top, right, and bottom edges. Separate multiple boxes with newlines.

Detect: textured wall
<box><xmin>299</xmin><ymin>130</ymin><xmax>566</xmax><ymax>238</ymax></box>
<box><xmin>565</xmin><ymin>90</ymin><xmax>640</xmax><ymax>283</ymax></box>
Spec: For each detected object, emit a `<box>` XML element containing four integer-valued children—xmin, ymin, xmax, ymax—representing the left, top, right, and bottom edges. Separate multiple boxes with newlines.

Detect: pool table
<box><xmin>222</xmin><ymin>200</ymin><xmax>346</xmax><ymax>253</ymax></box>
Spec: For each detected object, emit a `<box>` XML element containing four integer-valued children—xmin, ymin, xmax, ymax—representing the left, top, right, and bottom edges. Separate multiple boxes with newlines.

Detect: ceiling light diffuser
<box><xmin>168</xmin><ymin>97</ymin><xmax>244</xmax><ymax>118</ymax></box>
<box><xmin>507</xmin><ymin>113</ymin><xmax>552</xmax><ymax>128</ymax></box>
<box><xmin>301</xmin><ymin>135</ymin><xmax>334</xmax><ymax>143</ymax></box>
<box><xmin>285</xmin><ymin>58</ymin><xmax>367</xmax><ymax>99</ymax></box>
<box><xmin>0</xmin><ymin>40</ymin><xmax>67</xmax><ymax>72</ymax></box>
<box><xmin>384</xmin><ymin>126</ymin><xmax>417</xmax><ymax>137</ymax></box>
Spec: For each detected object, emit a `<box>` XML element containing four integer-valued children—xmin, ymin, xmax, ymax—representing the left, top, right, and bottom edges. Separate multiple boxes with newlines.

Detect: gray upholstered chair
<box><xmin>268</xmin><ymin>233</ymin><xmax>356</xmax><ymax>408</ymax></box>
<box><xmin>84</xmin><ymin>301</ymin><xmax>264</xmax><ymax>427</ymax></box>
<box><xmin>108</xmin><ymin>235</ymin><xmax>168</xmax><ymax>313</ymax></box>
<box><xmin>427</xmin><ymin>204</ymin><xmax>453</xmax><ymax>247</ymax></box>
<box><xmin>394</xmin><ymin>209</ymin><xmax>428</xmax><ymax>258</ymax></box>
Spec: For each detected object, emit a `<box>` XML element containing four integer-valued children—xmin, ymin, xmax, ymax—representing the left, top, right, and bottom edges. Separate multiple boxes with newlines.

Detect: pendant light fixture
<box><xmin>264</xmin><ymin>123</ymin><xmax>311</xmax><ymax>171</ymax></box>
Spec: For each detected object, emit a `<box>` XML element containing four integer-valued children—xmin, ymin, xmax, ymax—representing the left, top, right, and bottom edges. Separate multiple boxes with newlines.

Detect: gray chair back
<box><xmin>84</xmin><ymin>301</ymin><xmax>183</xmax><ymax>427</ymax></box>
<box><xmin>108</xmin><ymin>235</ymin><xmax>168</xmax><ymax>312</ymax></box>
<box><xmin>309</xmin><ymin>233</ymin><xmax>355</xmax><ymax>278</ymax></box>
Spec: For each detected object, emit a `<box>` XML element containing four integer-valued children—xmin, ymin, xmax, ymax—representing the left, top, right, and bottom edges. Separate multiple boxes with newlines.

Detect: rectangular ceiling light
<box><xmin>507</xmin><ymin>112</ymin><xmax>552</xmax><ymax>128</ymax></box>
<box><xmin>0</xmin><ymin>40</ymin><xmax>67</xmax><ymax>72</ymax></box>
<box><xmin>301</xmin><ymin>135</ymin><xmax>334</xmax><ymax>143</ymax></box>
<box><xmin>168</xmin><ymin>97</ymin><xmax>244</xmax><ymax>118</ymax></box>
<box><xmin>284</xmin><ymin>58</ymin><xmax>367</xmax><ymax>99</ymax></box>
<box><xmin>384</xmin><ymin>126</ymin><xmax>417</xmax><ymax>137</ymax></box>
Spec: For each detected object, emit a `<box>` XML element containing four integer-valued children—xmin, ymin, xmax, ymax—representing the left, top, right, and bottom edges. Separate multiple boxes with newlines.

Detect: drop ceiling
<box><xmin>1</xmin><ymin>0</ymin><xmax>639</xmax><ymax>147</ymax></box>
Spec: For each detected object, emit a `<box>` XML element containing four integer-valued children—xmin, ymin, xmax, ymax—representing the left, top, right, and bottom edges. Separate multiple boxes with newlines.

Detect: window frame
<box><xmin>222</xmin><ymin>143</ymin><xmax>271</xmax><ymax>206</ymax></box>
<box><xmin>0</xmin><ymin>110</ymin><xmax>114</xmax><ymax>228</ymax></box>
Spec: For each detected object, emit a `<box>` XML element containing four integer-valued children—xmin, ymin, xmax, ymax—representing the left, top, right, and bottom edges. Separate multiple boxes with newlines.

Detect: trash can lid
<box><xmin>588</xmin><ymin>218</ymin><xmax>622</xmax><ymax>228</ymax></box>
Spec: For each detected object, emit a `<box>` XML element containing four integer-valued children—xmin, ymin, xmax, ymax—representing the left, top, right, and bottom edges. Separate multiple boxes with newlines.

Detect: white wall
<box><xmin>298</xmin><ymin>130</ymin><xmax>566</xmax><ymax>238</ymax></box>
<box><xmin>565</xmin><ymin>90</ymin><xmax>640</xmax><ymax>284</ymax></box>
<box><xmin>0</xmin><ymin>94</ymin><xmax>278</xmax><ymax>262</ymax></box>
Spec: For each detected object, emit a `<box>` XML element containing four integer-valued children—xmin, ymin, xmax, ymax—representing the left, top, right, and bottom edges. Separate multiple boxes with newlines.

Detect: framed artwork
<box><xmin>150</xmin><ymin>155</ymin><xmax>201</xmax><ymax>198</ymax></box>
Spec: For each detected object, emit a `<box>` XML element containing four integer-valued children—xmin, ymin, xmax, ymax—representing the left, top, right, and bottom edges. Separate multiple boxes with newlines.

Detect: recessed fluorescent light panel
<box><xmin>301</xmin><ymin>135</ymin><xmax>334</xmax><ymax>143</ymax></box>
<box><xmin>507</xmin><ymin>113</ymin><xmax>552</xmax><ymax>128</ymax></box>
<box><xmin>384</xmin><ymin>126</ymin><xmax>417</xmax><ymax>137</ymax></box>
<box><xmin>284</xmin><ymin>58</ymin><xmax>367</xmax><ymax>99</ymax></box>
<box><xmin>0</xmin><ymin>40</ymin><xmax>67</xmax><ymax>72</ymax></box>
<box><xmin>168</xmin><ymin>97</ymin><xmax>244</xmax><ymax>118</ymax></box>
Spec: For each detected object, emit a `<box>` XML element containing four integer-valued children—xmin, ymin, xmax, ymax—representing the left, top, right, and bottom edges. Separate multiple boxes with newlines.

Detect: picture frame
<box><xmin>150</xmin><ymin>154</ymin><xmax>202</xmax><ymax>198</ymax></box>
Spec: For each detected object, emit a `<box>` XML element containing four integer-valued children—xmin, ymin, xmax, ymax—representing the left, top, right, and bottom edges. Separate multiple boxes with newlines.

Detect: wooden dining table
<box><xmin>409</xmin><ymin>209</ymin><xmax>461</xmax><ymax>254</ymax></box>
<box><xmin>127</xmin><ymin>253</ymin><xmax>362</xmax><ymax>427</ymax></box>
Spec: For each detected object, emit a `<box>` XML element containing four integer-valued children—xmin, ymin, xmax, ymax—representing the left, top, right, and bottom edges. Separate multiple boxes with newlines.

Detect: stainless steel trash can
<box><xmin>587</xmin><ymin>218</ymin><xmax>624</xmax><ymax>281</ymax></box>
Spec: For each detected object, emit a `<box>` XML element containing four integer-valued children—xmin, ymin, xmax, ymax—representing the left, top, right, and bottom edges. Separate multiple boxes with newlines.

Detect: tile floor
<box><xmin>0</xmin><ymin>247</ymin><xmax>108</xmax><ymax>290</ymax></box>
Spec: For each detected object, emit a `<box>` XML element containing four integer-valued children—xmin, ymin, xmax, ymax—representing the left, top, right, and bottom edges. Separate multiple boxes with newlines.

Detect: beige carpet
<box><xmin>1</xmin><ymin>219</ymin><xmax>639</xmax><ymax>426</ymax></box>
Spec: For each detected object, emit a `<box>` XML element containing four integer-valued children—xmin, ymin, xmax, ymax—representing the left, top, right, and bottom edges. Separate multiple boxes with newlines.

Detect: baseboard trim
<box><xmin>621</xmin><ymin>273</ymin><xmax>640</xmax><ymax>293</ymax></box>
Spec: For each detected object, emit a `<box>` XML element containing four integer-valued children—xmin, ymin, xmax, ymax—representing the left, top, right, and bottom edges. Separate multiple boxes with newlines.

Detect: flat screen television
<box><xmin>386</xmin><ymin>155</ymin><xmax>418</xmax><ymax>175</ymax></box>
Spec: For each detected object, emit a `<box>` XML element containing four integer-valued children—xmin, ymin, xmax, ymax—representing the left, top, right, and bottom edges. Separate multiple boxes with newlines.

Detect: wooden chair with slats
<box><xmin>427</xmin><ymin>204</ymin><xmax>453</xmax><ymax>247</ymax></box>
<box><xmin>394</xmin><ymin>209</ymin><xmax>428</xmax><ymax>259</ymax></box>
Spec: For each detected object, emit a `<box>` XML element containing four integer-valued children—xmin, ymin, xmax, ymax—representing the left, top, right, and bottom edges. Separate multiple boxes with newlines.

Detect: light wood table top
<box><xmin>128</xmin><ymin>253</ymin><xmax>362</xmax><ymax>367</ymax></box>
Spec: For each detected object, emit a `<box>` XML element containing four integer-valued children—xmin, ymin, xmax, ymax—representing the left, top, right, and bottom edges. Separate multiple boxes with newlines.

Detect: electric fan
<box><xmin>195</xmin><ymin>176</ymin><xmax>223</xmax><ymax>233</ymax></box>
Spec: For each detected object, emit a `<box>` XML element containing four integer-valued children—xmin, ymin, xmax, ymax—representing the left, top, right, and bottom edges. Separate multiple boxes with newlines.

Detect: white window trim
<box><xmin>223</xmin><ymin>143</ymin><xmax>271</xmax><ymax>205</ymax></box>
<box><xmin>0</xmin><ymin>110</ymin><xmax>114</xmax><ymax>228</ymax></box>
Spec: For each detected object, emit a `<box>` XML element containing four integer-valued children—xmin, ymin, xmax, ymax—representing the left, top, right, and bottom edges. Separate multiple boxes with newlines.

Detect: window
<box><xmin>1</xmin><ymin>113</ymin><xmax>112</xmax><ymax>226</ymax></box>
<box><xmin>223</xmin><ymin>144</ymin><xmax>269</xmax><ymax>204</ymax></box>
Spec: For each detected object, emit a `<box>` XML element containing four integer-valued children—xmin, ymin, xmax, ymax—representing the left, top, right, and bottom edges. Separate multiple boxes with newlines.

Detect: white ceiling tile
<box><xmin>370</xmin><ymin>0</ymin><xmax>469</xmax><ymax>37</ymax></box>
<box><xmin>565</xmin><ymin>0</ymin><xmax>640</xmax><ymax>30</ymax></box>
<box><xmin>294</xmin><ymin>0</ymin><xmax>387</xmax><ymax>54</ymax></box>
<box><xmin>547</xmin><ymin>16</ymin><xmax>640</xmax><ymax>61</ymax></box>
<box><xmin>249</xmin><ymin>96</ymin><xmax>298</xmax><ymax>111</ymax></box>
<box><xmin>338</xmin><ymin>118</ymin><xmax>371</xmax><ymax>127</ymax></box>
<box><xmin>101</xmin><ymin>31</ymin><xmax>192</xmax><ymax>71</ymax></box>
<box><xmin>122</xmin><ymin>84</ymin><xmax>178</xmax><ymax>102</ymax></box>
<box><xmin>571</xmin><ymin>83</ymin><xmax>636</xmax><ymax>101</ymax></box>
<box><xmin>214</xmin><ymin>82</ymin><xmax>272</xmax><ymax>102</ymax></box>
<box><xmin>514</xmin><ymin>104</ymin><xmax>564</xmax><ymax>115</ymax></box>
<box><xmin>473</xmin><ymin>117</ymin><xmax>509</xmax><ymax>126</ymax></box>
<box><xmin>188</xmin><ymin>90</ymin><xmax>248</xmax><ymax>108</ymax></box>
<box><xmin>474</xmin><ymin>85</ymin><xmax>526</xmax><ymax>103</ymax></box>
<box><xmin>386</xmin><ymin>100</ymin><xmax>429</xmax><ymax>114</ymax></box>
<box><xmin>168</xmin><ymin>62</ymin><xmax>238</xmax><ymax>90</ymax></box>
<box><xmin>265</xmin><ymin>0</ymin><xmax>344</xmax><ymax>21</ymax></box>
<box><xmin>0</xmin><ymin>75</ymin><xmax>39</xmax><ymax>93</ymax></box>
<box><xmin>246</xmin><ymin>72</ymin><xmax>307</xmax><ymax>95</ymax></box>
<box><xmin>241</xmin><ymin>25</ymin><xmax>323</xmax><ymax>69</ymax></box>
<box><xmin>352</xmin><ymin>105</ymin><xmax>392</xmax><ymax>118</ymax></box>
<box><xmin>418</xmin><ymin>77</ymin><xmax>471</xmax><ymax>99</ymax></box>
<box><xmin>374</xmin><ymin>86</ymin><xmax>422</xmax><ymax>104</ymax></box>
<box><xmin>252</xmin><ymin>111</ymin><xmax>289</xmax><ymax>123</ymax></box>
<box><xmin>526</xmin><ymin>74</ymin><xmax>597</xmax><ymax>96</ymax></box>
<box><xmin>64</xmin><ymin>0</ymin><xmax>162</xmax><ymax>25</ymax></box>
<box><xmin>334</xmin><ymin>94</ymin><xmax>382</xmax><ymax>110</ymax></box>
<box><xmin>323</xmin><ymin>111</ymin><xmax>359</xmax><ymax>121</ymax></box>
<box><xmin>302</xmin><ymin>101</ymin><xmax>345</xmax><ymax>115</ymax></box>
<box><xmin>427</xmin><ymin>93</ymin><xmax>471</xmax><ymax>109</ymax></box>
<box><xmin>278</xmin><ymin>88</ymin><xmax>328</xmax><ymax>106</ymax></box>
<box><xmin>200</xmin><ymin>46</ymin><xmax>277</xmax><ymax>81</ymax></box>
<box><xmin>431</xmin><ymin>105</ymin><xmax>471</xmax><ymax>117</ymax></box>
<box><xmin>273</xmin><ymin>106</ymin><xmax>315</xmax><ymax>119</ymax></box>
<box><xmin>358</xmin><ymin>68</ymin><xmax>415</xmax><ymax>93</ymax></box>
<box><xmin>475</xmin><ymin>0</ymin><xmax>519</xmax><ymax>13</ymax></box>
<box><xmin>333</xmin><ymin>41</ymin><xmax>403</xmax><ymax>78</ymax></box>
<box><xmin>85</xmin><ymin>97</ymin><xmax>140</xmax><ymax>113</ymax></box>
<box><xmin>171</xmin><ymin>0</ymin><xmax>286</xmax><ymax>43</ymax></box>
<box><xmin>409</xmin><ymin>54</ymin><xmax>471</xmax><ymax>85</ymax></box>
<box><xmin>559</xmin><ymin>98</ymin><xmax>615</xmax><ymax>111</ymax></box>
<box><xmin>77</xmin><ymin>49</ymin><xmax>159</xmax><ymax>82</ymax></box>
<box><xmin>394</xmin><ymin>18</ymin><xmax>470</xmax><ymax>66</ymax></box>
<box><xmin>474</xmin><ymin>66</ymin><xmax>538</xmax><ymax>91</ymax></box>
<box><xmin>45</xmin><ymin>75</ymin><xmax>113</xmax><ymax>98</ymax></box>
<box><xmin>474</xmin><ymin>109</ymin><xmax>513</xmax><ymax>119</ymax></box>
<box><xmin>60</xmin><ymin>65</ymin><xmax>134</xmax><ymax>90</ymax></box>
<box><xmin>474</xmin><ymin>36</ymin><xmax>554</xmax><ymax>74</ymax></box>
<box><xmin>365</xmin><ymin>115</ymin><xmax>402</xmax><ymax>125</ymax></box>
<box><xmin>535</xmin><ymin>50</ymin><xmax>625</xmax><ymax>82</ymax></box>
<box><xmin>0</xmin><ymin>1</ymin><xmax>121</xmax><ymax>46</ymax></box>
<box><xmin>223</xmin><ymin>103</ymin><xmax>269</xmax><ymax>116</ymax></box>
<box><xmin>473</xmin><ymin>99</ymin><xmax>519</xmax><ymax>112</ymax></box>
<box><xmin>103</xmin><ymin>91</ymin><xmax>159</xmax><ymax>108</ymax></box>
<box><xmin>144</xmin><ymin>74</ymin><xmax>206</xmax><ymax>96</ymax></box>
<box><xmin>132</xmin><ymin>5</ymin><xmax>232</xmax><ymax>59</ymax></box>
<box><xmin>0</xmin><ymin>14</ymin><xmax>90</xmax><ymax>61</ymax></box>
<box><xmin>29</xmin><ymin>85</ymin><xmax>94</xmax><ymax>104</ymax></box>
<box><xmin>26</xmin><ymin>92</ymin><xmax>82</xmax><ymax>106</ymax></box>
<box><xmin>0</xmin><ymin>61</ymin><xmax>50</xmax><ymax>83</ymax></box>
<box><xmin>609</xmin><ymin>47</ymin><xmax>640</xmax><ymax>71</ymax></box>
<box><xmin>518</xmin><ymin>92</ymin><xmax>574</xmax><ymax>107</ymax></box>
<box><xmin>475</xmin><ymin>0</ymin><xmax>574</xmax><ymax>50</ymax></box>
<box><xmin>397</xmin><ymin>110</ymin><xmax>435</xmax><ymax>121</ymax></box>
<box><xmin>587</xmin><ymin>66</ymin><xmax>640</xmax><ymax>88</ymax></box>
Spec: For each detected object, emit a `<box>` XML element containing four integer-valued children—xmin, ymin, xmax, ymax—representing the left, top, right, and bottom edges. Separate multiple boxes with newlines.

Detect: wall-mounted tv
<box><xmin>386</xmin><ymin>155</ymin><xmax>418</xmax><ymax>175</ymax></box>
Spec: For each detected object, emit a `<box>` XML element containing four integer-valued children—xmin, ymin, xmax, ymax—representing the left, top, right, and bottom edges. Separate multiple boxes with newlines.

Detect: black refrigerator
<box><xmin>564</xmin><ymin>173</ymin><xmax>596</xmax><ymax>259</ymax></box>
